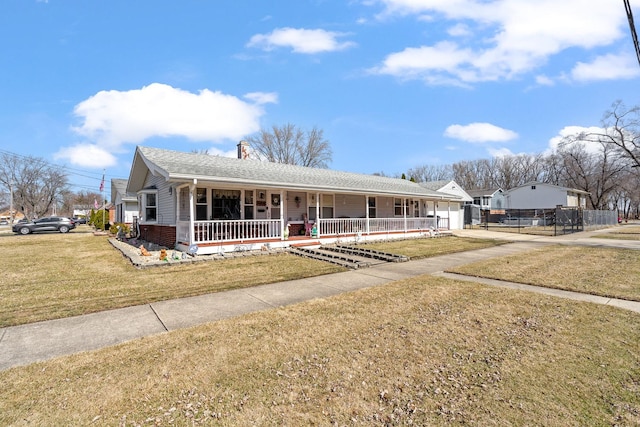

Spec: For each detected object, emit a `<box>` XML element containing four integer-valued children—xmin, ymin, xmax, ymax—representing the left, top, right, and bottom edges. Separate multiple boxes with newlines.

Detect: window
<box><xmin>394</xmin><ymin>198</ymin><xmax>408</xmax><ymax>216</ymax></box>
<box><xmin>141</xmin><ymin>191</ymin><xmax>157</xmax><ymax>222</ymax></box>
<box><xmin>368</xmin><ymin>197</ymin><xmax>376</xmax><ymax>218</ymax></box>
<box><xmin>531</xmin><ymin>185</ymin><xmax>536</xmax><ymax>190</ymax></box>
<box><xmin>308</xmin><ymin>194</ymin><xmax>334</xmax><ymax>219</ymax></box>
<box><xmin>394</xmin><ymin>198</ymin><xmax>402</xmax><ymax>216</ymax></box>
<box><xmin>196</xmin><ymin>188</ymin><xmax>208</xmax><ymax>220</ymax></box>
<box><xmin>212</xmin><ymin>189</ymin><xmax>241</xmax><ymax>220</ymax></box>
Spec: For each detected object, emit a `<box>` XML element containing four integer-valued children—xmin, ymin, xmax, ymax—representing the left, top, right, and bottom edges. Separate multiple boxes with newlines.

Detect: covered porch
<box><xmin>173</xmin><ymin>185</ymin><xmax>452</xmax><ymax>255</ymax></box>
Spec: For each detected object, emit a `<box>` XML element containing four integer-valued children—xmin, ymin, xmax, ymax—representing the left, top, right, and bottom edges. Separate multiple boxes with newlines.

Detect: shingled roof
<box><xmin>129</xmin><ymin>146</ymin><xmax>456</xmax><ymax>200</ymax></box>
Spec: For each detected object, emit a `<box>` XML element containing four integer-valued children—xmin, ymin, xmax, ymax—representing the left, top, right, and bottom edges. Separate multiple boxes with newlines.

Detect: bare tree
<box><xmin>406</xmin><ymin>164</ymin><xmax>453</xmax><ymax>183</ymax></box>
<box><xmin>555</xmin><ymin>142</ymin><xmax>626</xmax><ymax>209</ymax></box>
<box><xmin>0</xmin><ymin>152</ymin><xmax>69</xmax><ymax>219</ymax></box>
<box><xmin>567</xmin><ymin>101</ymin><xmax>640</xmax><ymax>169</ymax></box>
<box><xmin>452</xmin><ymin>159</ymin><xmax>496</xmax><ymax>190</ymax></box>
<box><xmin>491</xmin><ymin>154</ymin><xmax>546</xmax><ymax>190</ymax></box>
<box><xmin>245</xmin><ymin>123</ymin><xmax>332</xmax><ymax>168</ymax></box>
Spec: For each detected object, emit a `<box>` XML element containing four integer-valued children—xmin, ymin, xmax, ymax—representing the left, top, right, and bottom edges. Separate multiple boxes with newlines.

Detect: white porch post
<box><xmin>403</xmin><ymin>197</ymin><xmax>407</xmax><ymax>232</ymax></box>
<box><xmin>280</xmin><ymin>190</ymin><xmax>285</xmax><ymax>240</ymax></box>
<box><xmin>189</xmin><ymin>180</ymin><xmax>196</xmax><ymax>244</ymax></box>
<box><xmin>365</xmin><ymin>195</ymin><xmax>370</xmax><ymax>235</ymax></box>
<box><xmin>315</xmin><ymin>192</ymin><xmax>320</xmax><ymax>237</ymax></box>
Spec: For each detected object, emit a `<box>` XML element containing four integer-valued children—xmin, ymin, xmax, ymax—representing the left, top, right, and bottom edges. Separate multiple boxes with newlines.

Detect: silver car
<box><xmin>12</xmin><ymin>217</ymin><xmax>76</xmax><ymax>234</ymax></box>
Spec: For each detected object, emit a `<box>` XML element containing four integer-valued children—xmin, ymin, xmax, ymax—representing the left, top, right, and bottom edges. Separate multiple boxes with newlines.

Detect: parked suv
<box><xmin>12</xmin><ymin>217</ymin><xmax>76</xmax><ymax>234</ymax></box>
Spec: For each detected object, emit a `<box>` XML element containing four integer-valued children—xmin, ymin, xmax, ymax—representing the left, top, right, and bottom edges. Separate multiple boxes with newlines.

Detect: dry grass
<box><xmin>0</xmin><ymin>231</ymin><xmax>344</xmax><ymax>327</ymax></box>
<box><xmin>1</xmin><ymin>277</ymin><xmax>638</xmax><ymax>425</ymax></box>
<box><xmin>0</xmin><ymin>232</ymin><xmax>495</xmax><ymax>328</ymax></box>
<box><xmin>449</xmin><ymin>245</ymin><xmax>640</xmax><ymax>301</ymax></box>
<box><xmin>359</xmin><ymin>235</ymin><xmax>504</xmax><ymax>259</ymax></box>
<box><xmin>594</xmin><ymin>225</ymin><xmax>640</xmax><ymax>241</ymax></box>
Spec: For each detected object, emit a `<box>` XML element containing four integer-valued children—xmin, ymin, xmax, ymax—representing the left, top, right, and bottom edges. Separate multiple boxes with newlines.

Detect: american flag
<box><xmin>99</xmin><ymin>173</ymin><xmax>105</xmax><ymax>192</ymax></box>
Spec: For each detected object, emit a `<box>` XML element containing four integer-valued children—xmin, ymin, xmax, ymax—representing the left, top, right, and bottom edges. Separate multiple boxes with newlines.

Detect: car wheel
<box><xmin>59</xmin><ymin>225</ymin><xmax>69</xmax><ymax>233</ymax></box>
<box><xmin>19</xmin><ymin>227</ymin><xmax>31</xmax><ymax>235</ymax></box>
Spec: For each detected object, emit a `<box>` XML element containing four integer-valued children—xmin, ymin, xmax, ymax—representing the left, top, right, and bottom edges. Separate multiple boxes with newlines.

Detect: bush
<box><xmin>109</xmin><ymin>222</ymin><xmax>130</xmax><ymax>236</ymax></box>
<box><xmin>91</xmin><ymin>209</ymin><xmax>110</xmax><ymax>231</ymax></box>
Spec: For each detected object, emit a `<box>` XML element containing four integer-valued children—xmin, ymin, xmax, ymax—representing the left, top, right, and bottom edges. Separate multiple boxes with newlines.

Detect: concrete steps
<box><xmin>289</xmin><ymin>244</ymin><xmax>409</xmax><ymax>269</ymax></box>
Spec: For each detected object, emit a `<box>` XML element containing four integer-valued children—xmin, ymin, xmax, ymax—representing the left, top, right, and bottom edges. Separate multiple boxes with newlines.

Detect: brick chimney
<box><xmin>237</xmin><ymin>140</ymin><xmax>250</xmax><ymax>159</ymax></box>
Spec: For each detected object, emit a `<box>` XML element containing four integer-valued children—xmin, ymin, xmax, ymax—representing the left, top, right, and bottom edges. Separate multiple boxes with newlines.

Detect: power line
<box><xmin>624</xmin><ymin>0</ymin><xmax>640</xmax><ymax>68</ymax></box>
<box><xmin>0</xmin><ymin>148</ymin><xmax>124</xmax><ymax>193</ymax></box>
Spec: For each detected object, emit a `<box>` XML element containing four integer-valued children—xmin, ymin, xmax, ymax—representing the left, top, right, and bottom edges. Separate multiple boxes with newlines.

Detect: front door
<box><xmin>255</xmin><ymin>190</ymin><xmax>268</xmax><ymax>219</ymax></box>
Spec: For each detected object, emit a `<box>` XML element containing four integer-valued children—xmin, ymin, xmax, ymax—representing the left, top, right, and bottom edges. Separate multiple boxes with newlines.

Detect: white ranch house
<box><xmin>126</xmin><ymin>145</ymin><xmax>464</xmax><ymax>255</ymax></box>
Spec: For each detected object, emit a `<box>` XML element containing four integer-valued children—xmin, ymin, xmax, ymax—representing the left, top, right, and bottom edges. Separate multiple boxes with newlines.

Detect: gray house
<box><xmin>126</xmin><ymin>144</ymin><xmax>464</xmax><ymax>255</ymax></box>
<box><xmin>466</xmin><ymin>188</ymin><xmax>505</xmax><ymax>211</ymax></box>
<box><xmin>111</xmin><ymin>179</ymin><xmax>139</xmax><ymax>225</ymax></box>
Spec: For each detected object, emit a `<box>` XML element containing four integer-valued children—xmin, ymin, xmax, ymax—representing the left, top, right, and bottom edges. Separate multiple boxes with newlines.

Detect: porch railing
<box><xmin>320</xmin><ymin>217</ymin><xmax>441</xmax><ymax>236</ymax></box>
<box><xmin>179</xmin><ymin>219</ymin><xmax>281</xmax><ymax>244</ymax></box>
<box><xmin>179</xmin><ymin>216</ymin><xmax>448</xmax><ymax>245</ymax></box>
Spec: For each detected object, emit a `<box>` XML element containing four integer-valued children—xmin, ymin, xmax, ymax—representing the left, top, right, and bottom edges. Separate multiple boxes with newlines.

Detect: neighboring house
<box><xmin>111</xmin><ymin>178</ymin><xmax>139</xmax><ymax>224</ymax></box>
<box><xmin>504</xmin><ymin>182</ymin><xmax>589</xmax><ymax>210</ymax></box>
<box><xmin>126</xmin><ymin>144</ymin><xmax>464</xmax><ymax>255</ymax></box>
<box><xmin>72</xmin><ymin>205</ymin><xmax>92</xmax><ymax>219</ymax></box>
<box><xmin>0</xmin><ymin>210</ymin><xmax>24</xmax><ymax>223</ymax></box>
<box><xmin>420</xmin><ymin>180</ymin><xmax>473</xmax><ymax>229</ymax></box>
<box><xmin>466</xmin><ymin>188</ymin><xmax>505</xmax><ymax>211</ymax></box>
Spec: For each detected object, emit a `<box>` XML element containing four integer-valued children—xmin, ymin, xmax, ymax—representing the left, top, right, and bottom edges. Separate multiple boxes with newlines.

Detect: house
<box><xmin>125</xmin><ymin>144</ymin><xmax>464</xmax><ymax>255</ymax></box>
<box><xmin>111</xmin><ymin>178</ymin><xmax>139</xmax><ymax>225</ymax></box>
<box><xmin>419</xmin><ymin>180</ymin><xmax>473</xmax><ymax>229</ymax></box>
<box><xmin>466</xmin><ymin>188</ymin><xmax>505</xmax><ymax>211</ymax></box>
<box><xmin>504</xmin><ymin>182</ymin><xmax>589</xmax><ymax>210</ymax></box>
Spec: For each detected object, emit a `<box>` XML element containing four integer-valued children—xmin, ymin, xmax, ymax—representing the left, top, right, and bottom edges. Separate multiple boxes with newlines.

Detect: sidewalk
<box><xmin>1</xmin><ymin>228</ymin><xmax>639</xmax><ymax>371</ymax></box>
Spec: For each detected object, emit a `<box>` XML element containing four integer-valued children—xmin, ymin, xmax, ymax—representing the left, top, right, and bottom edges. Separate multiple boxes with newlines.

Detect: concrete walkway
<box><xmin>1</xmin><ymin>227</ymin><xmax>639</xmax><ymax>371</ymax></box>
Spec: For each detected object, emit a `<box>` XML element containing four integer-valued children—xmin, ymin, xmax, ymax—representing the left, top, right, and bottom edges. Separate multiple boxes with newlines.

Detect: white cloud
<box><xmin>535</xmin><ymin>75</ymin><xmax>555</xmax><ymax>86</ymax></box>
<box><xmin>54</xmin><ymin>144</ymin><xmax>118</xmax><ymax>168</ymax></box>
<box><xmin>369</xmin><ymin>0</ymin><xmax>630</xmax><ymax>85</ymax></box>
<box><xmin>247</xmin><ymin>27</ymin><xmax>356</xmax><ymax>54</ymax></box>
<box><xmin>444</xmin><ymin>122</ymin><xmax>518</xmax><ymax>143</ymax></box>
<box><xmin>547</xmin><ymin>125</ymin><xmax>606</xmax><ymax>155</ymax></box>
<box><xmin>447</xmin><ymin>23</ymin><xmax>472</xmax><ymax>37</ymax></box>
<box><xmin>488</xmin><ymin>147</ymin><xmax>515</xmax><ymax>158</ymax></box>
<box><xmin>244</xmin><ymin>91</ymin><xmax>278</xmax><ymax>104</ymax></box>
<box><xmin>571</xmin><ymin>52</ymin><xmax>640</xmax><ymax>82</ymax></box>
<box><xmin>56</xmin><ymin>83</ymin><xmax>274</xmax><ymax>168</ymax></box>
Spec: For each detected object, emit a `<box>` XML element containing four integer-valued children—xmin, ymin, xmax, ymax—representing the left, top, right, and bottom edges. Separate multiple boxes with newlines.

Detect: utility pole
<box><xmin>624</xmin><ymin>0</ymin><xmax>640</xmax><ymax>67</ymax></box>
<box><xmin>9</xmin><ymin>181</ymin><xmax>14</xmax><ymax>224</ymax></box>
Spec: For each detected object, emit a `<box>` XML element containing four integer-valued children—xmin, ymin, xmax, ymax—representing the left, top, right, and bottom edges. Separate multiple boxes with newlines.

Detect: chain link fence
<box><xmin>466</xmin><ymin>206</ymin><xmax>618</xmax><ymax>236</ymax></box>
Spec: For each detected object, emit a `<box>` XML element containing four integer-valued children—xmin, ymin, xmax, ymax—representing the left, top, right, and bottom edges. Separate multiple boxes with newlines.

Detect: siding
<box><xmin>142</xmin><ymin>173</ymin><xmax>176</xmax><ymax>225</ymax></box>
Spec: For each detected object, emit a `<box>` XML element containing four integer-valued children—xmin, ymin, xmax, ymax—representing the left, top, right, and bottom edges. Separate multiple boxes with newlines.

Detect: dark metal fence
<box><xmin>471</xmin><ymin>207</ymin><xmax>618</xmax><ymax>236</ymax></box>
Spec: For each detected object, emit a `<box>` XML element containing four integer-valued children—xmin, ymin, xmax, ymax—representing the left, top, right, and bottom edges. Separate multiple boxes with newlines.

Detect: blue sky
<box><xmin>1</xmin><ymin>0</ymin><xmax>638</xmax><ymax>195</ymax></box>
